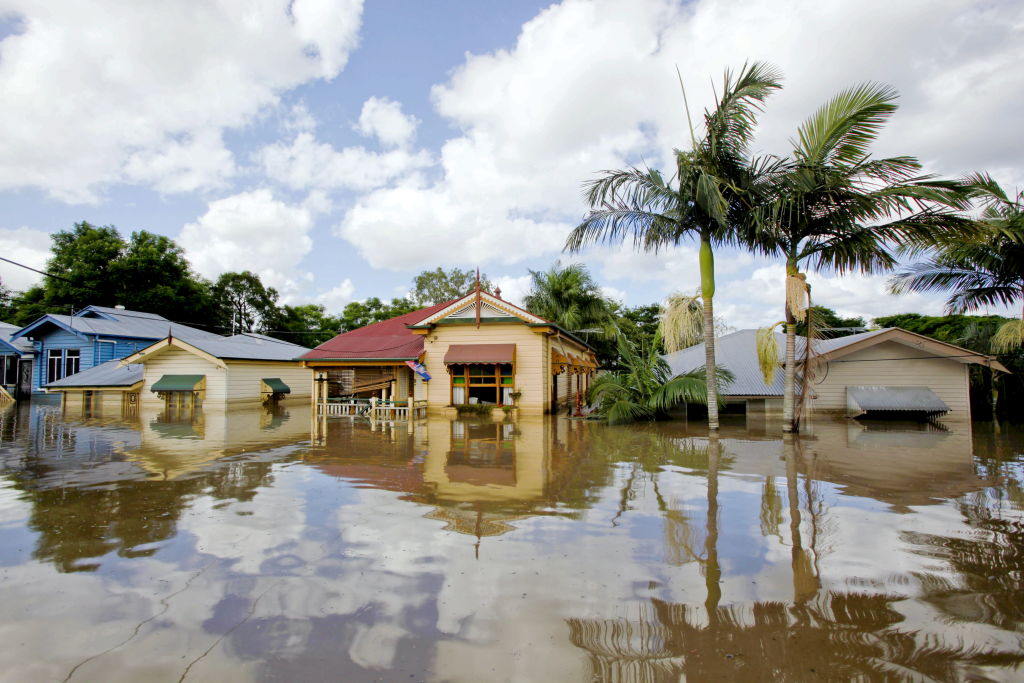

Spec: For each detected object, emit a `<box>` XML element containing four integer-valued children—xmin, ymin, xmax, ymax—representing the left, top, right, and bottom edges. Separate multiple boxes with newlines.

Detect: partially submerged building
<box><xmin>46</xmin><ymin>332</ymin><xmax>311</xmax><ymax>414</ymax></box>
<box><xmin>301</xmin><ymin>288</ymin><xmax>597</xmax><ymax>417</ymax></box>
<box><xmin>1</xmin><ymin>322</ymin><xmax>35</xmax><ymax>400</ymax></box>
<box><xmin>663</xmin><ymin>327</ymin><xmax>1006</xmax><ymax>421</ymax></box>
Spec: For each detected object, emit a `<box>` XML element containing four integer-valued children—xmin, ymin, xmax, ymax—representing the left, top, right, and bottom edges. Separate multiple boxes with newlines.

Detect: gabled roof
<box><xmin>0</xmin><ymin>322</ymin><xmax>34</xmax><ymax>355</ymax></box>
<box><xmin>44</xmin><ymin>359</ymin><xmax>144</xmax><ymax>389</ymax></box>
<box><xmin>662</xmin><ymin>327</ymin><xmax>1007</xmax><ymax>398</ymax></box>
<box><xmin>11</xmin><ymin>306</ymin><xmax>223</xmax><ymax>343</ymax></box>
<box><xmin>124</xmin><ymin>332</ymin><xmax>310</xmax><ymax>365</ymax></box>
<box><xmin>300</xmin><ymin>300</ymin><xmax>455</xmax><ymax>361</ymax></box>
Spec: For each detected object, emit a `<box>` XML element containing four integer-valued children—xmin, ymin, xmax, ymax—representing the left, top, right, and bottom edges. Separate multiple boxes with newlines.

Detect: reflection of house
<box><xmin>9</xmin><ymin>305</ymin><xmax>224</xmax><ymax>394</ymax></box>
<box><xmin>302</xmin><ymin>287</ymin><xmax>596</xmax><ymax>416</ymax></box>
<box><xmin>46</xmin><ymin>332</ymin><xmax>311</xmax><ymax>414</ymax></box>
<box><xmin>663</xmin><ymin>328</ymin><xmax>1006</xmax><ymax>421</ymax></box>
<box><xmin>0</xmin><ymin>322</ymin><xmax>34</xmax><ymax>400</ymax></box>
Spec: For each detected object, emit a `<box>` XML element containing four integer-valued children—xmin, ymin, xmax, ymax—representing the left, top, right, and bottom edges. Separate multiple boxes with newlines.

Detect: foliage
<box><xmin>0</xmin><ymin>278</ymin><xmax>11</xmax><ymax>320</ymax></box>
<box><xmin>267</xmin><ymin>304</ymin><xmax>341</xmax><ymax>348</ymax></box>
<box><xmin>338</xmin><ymin>297</ymin><xmax>419</xmax><ymax>332</ymax></box>
<box><xmin>412</xmin><ymin>267</ymin><xmax>490</xmax><ymax>306</ymax></box>
<box><xmin>755</xmin><ymin>325</ymin><xmax>783</xmax><ymax>385</ymax></box>
<box><xmin>455</xmin><ymin>403</ymin><xmax>493</xmax><ymax>416</ymax></box>
<box><xmin>795</xmin><ymin>306</ymin><xmax>866</xmax><ymax>338</ymax></box>
<box><xmin>567</xmin><ymin>62</ymin><xmax>784</xmax><ymax>431</ymax></box>
<box><xmin>4</xmin><ymin>222</ymin><xmax>217</xmax><ymax>328</ymax></box>
<box><xmin>523</xmin><ymin>263</ymin><xmax>614</xmax><ymax>335</ymax></box>
<box><xmin>661</xmin><ymin>293</ymin><xmax>704</xmax><ymax>353</ymax></box>
<box><xmin>588</xmin><ymin>332</ymin><xmax>732</xmax><ymax>425</ymax></box>
<box><xmin>211</xmin><ymin>271</ymin><xmax>279</xmax><ymax>334</ymax></box>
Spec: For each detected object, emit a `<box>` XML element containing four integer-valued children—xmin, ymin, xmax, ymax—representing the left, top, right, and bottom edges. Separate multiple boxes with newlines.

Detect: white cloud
<box><xmin>257</xmin><ymin>132</ymin><xmax>432</xmax><ymax>192</ymax></box>
<box><xmin>315</xmin><ymin>279</ymin><xmax>357</xmax><ymax>311</ymax></box>
<box><xmin>0</xmin><ymin>0</ymin><xmax>364</xmax><ymax>202</ymax></box>
<box><xmin>0</xmin><ymin>227</ymin><xmax>51</xmax><ymax>292</ymax></box>
<box><xmin>178</xmin><ymin>189</ymin><xmax>314</xmax><ymax>298</ymax></box>
<box><xmin>356</xmin><ymin>97</ymin><xmax>419</xmax><ymax>148</ymax></box>
<box><xmin>492</xmin><ymin>275</ymin><xmax>533</xmax><ymax>306</ymax></box>
<box><xmin>339</xmin><ymin>0</ymin><xmax>1023</xmax><ymax>309</ymax></box>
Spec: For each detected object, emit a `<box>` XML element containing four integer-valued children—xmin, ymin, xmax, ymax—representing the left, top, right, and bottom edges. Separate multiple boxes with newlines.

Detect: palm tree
<box><xmin>522</xmin><ymin>262</ymin><xmax>613</xmax><ymax>335</ymax></box>
<box><xmin>751</xmin><ymin>83</ymin><xmax>972</xmax><ymax>432</ymax></box>
<box><xmin>567</xmin><ymin>62</ymin><xmax>784</xmax><ymax>430</ymax></box>
<box><xmin>587</xmin><ymin>332</ymin><xmax>731</xmax><ymax>425</ymax></box>
<box><xmin>891</xmin><ymin>175</ymin><xmax>1024</xmax><ymax>354</ymax></box>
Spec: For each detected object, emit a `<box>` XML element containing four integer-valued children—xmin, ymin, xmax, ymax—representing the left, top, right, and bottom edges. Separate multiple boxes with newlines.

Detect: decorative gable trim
<box><xmin>410</xmin><ymin>291</ymin><xmax>547</xmax><ymax>327</ymax></box>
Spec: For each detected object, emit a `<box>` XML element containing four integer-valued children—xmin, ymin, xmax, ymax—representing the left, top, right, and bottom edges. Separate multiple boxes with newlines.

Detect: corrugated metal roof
<box><xmin>847</xmin><ymin>386</ymin><xmax>949</xmax><ymax>414</ymax></box>
<box><xmin>444</xmin><ymin>344</ymin><xmax>516</xmax><ymax>364</ymax></box>
<box><xmin>0</xmin><ymin>322</ymin><xmax>34</xmax><ymax>354</ymax></box>
<box><xmin>300</xmin><ymin>300</ymin><xmax>456</xmax><ymax>361</ymax></box>
<box><xmin>181</xmin><ymin>334</ymin><xmax>309</xmax><ymax>361</ymax></box>
<box><xmin>662</xmin><ymin>329</ymin><xmax>788</xmax><ymax>396</ymax></box>
<box><xmin>45</xmin><ymin>360</ymin><xmax>143</xmax><ymax>388</ymax></box>
<box><xmin>15</xmin><ymin>308</ymin><xmax>224</xmax><ymax>343</ymax></box>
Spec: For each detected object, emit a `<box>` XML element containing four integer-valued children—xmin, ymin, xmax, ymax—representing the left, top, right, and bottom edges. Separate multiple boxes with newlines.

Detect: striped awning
<box><xmin>847</xmin><ymin>386</ymin><xmax>949</xmax><ymax>416</ymax></box>
<box><xmin>151</xmin><ymin>375</ymin><xmax>204</xmax><ymax>393</ymax></box>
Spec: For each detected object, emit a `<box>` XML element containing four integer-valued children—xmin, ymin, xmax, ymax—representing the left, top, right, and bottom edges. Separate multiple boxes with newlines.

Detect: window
<box><xmin>3</xmin><ymin>356</ymin><xmax>17</xmax><ymax>385</ymax></box>
<box><xmin>449</xmin><ymin>363</ymin><xmax>514</xmax><ymax>406</ymax></box>
<box><xmin>47</xmin><ymin>349</ymin><xmax>63</xmax><ymax>383</ymax></box>
<box><xmin>64</xmin><ymin>349</ymin><xmax>80</xmax><ymax>378</ymax></box>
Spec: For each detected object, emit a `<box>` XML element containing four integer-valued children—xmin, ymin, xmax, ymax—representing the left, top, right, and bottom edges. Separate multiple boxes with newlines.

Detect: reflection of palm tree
<box><xmin>784</xmin><ymin>435</ymin><xmax>819</xmax><ymax>604</ymax></box>
<box><xmin>704</xmin><ymin>434</ymin><xmax>721</xmax><ymax>627</ymax></box>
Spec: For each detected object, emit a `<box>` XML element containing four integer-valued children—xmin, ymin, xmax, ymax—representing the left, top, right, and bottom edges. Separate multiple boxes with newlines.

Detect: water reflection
<box><xmin>0</xmin><ymin>402</ymin><xmax>1020</xmax><ymax>681</ymax></box>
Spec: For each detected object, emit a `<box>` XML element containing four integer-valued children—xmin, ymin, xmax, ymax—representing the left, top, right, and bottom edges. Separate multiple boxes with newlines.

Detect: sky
<box><xmin>0</xmin><ymin>0</ymin><xmax>1021</xmax><ymax>329</ymax></box>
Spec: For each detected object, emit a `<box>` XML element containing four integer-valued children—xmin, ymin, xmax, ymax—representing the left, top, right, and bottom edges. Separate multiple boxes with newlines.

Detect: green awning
<box><xmin>151</xmin><ymin>374</ymin><xmax>205</xmax><ymax>393</ymax></box>
<box><xmin>262</xmin><ymin>377</ymin><xmax>291</xmax><ymax>394</ymax></box>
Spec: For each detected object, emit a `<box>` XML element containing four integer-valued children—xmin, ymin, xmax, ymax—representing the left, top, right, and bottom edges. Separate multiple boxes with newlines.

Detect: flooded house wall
<box><xmin>223</xmin><ymin>362</ymin><xmax>313</xmax><ymax>404</ymax></box>
<box><xmin>140</xmin><ymin>347</ymin><xmax>225</xmax><ymax>404</ymax></box>
<box><xmin>811</xmin><ymin>340</ymin><xmax>971</xmax><ymax>420</ymax></box>
<box><xmin>421</xmin><ymin>323</ymin><xmax>548</xmax><ymax>414</ymax></box>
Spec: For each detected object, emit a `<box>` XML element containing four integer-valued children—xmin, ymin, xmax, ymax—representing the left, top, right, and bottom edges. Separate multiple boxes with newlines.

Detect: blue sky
<box><xmin>1</xmin><ymin>0</ymin><xmax>1021</xmax><ymax>327</ymax></box>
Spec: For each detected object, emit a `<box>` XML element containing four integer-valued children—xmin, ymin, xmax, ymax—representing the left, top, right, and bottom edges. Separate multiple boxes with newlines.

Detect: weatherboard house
<box><xmin>301</xmin><ymin>288</ymin><xmax>597</xmax><ymax>416</ymax></box>
<box><xmin>46</xmin><ymin>331</ymin><xmax>312</xmax><ymax>414</ymax></box>
<box><xmin>1</xmin><ymin>321</ymin><xmax>35</xmax><ymax>400</ymax></box>
<box><xmin>663</xmin><ymin>327</ymin><xmax>1007</xmax><ymax>421</ymax></box>
<box><xmin>9</xmin><ymin>305</ymin><xmax>227</xmax><ymax>395</ymax></box>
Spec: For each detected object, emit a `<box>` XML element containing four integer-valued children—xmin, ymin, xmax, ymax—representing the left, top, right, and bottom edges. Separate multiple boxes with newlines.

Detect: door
<box><xmin>17</xmin><ymin>360</ymin><xmax>32</xmax><ymax>398</ymax></box>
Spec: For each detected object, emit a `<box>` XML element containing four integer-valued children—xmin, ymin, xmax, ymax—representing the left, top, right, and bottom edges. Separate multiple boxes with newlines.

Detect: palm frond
<box><xmin>992</xmin><ymin>319</ymin><xmax>1024</xmax><ymax>354</ymax></box>
<box><xmin>794</xmin><ymin>82</ymin><xmax>898</xmax><ymax>166</ymax></box>
<box><xmin>756</xmin><ymin>324</ymin><xmax>784</xmax><ymax>384</ymax></box>
<box><xmin>661</xmin><ymin>293</ymin><xmax>704</xmax><ymax>353</ymax></box>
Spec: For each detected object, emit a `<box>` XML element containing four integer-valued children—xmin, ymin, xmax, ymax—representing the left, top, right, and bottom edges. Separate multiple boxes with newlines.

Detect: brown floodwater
<box><xmin>0</xmin><ymin>400</ymin><xmax>1021</xmax><ymax>682</ymax></box>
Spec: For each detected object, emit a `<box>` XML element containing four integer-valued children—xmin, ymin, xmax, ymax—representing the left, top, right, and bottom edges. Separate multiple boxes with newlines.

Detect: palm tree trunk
<box><xmin>700</xmin><ymin>237</ymin><xmax>719</xmax><ymax>431</ymax></box>
<box><xmin>782</xmin><ymin>259</ymin><xmax>799</xmax><ymax>433</ymax></box>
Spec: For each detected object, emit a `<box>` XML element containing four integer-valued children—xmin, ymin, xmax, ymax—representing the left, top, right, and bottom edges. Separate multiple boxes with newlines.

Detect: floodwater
<box><xmin>0</xmin><ymin>401</ymin><xmax>1021</xmax><ymax>682</ymax></box>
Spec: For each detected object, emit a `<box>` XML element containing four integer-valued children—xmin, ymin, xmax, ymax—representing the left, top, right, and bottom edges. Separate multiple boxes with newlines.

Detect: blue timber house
<box><xmin>1</xmin><ymin>322</ymin><xmax>35</xmax><ymax>399</ymax></box>
<box><xmin>9</xmin><ymin>305</ymin><xmax>224</xmax><ymax>394</ymax></box>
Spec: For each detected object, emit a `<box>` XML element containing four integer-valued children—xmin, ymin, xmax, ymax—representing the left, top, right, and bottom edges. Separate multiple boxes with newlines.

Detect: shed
<box><xmin>662</xmin><ymin>328</ymin><xmax>1006</xmax><ymax>421</ymax></box>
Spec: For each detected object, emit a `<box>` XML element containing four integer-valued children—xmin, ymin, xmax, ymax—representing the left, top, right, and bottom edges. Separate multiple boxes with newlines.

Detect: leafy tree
<box><xmin>0</xmin><ymin>278</ymin><xmax>11</xmax><ymax>320</ymax></box>
<box><xmin>338</xmin><ymin>297</ymin><xmax>419</xmax><ymax>332</ymax></box>
<box><xmin>412</xmin><ymin>267</ymin><xmax>490</xmax><ymax>306</ymax></box>
<box><xmin>890</xmin><ymin>175</ymin><xmax>1024</xmax><ymax>353</ymax></box>
<box><xmin>268</xmin><ymin>304</ymin><xmax>341</xmax><ymax>348</ymax></box>
<box><xmin>751</xmin><ymin>83</ymin><xmax>971</xmax><ymax>432</ymax></box>
<box><xmin>211</xmin><ymin>271</ymin><xmax>279</xmax><ymax>334</ymax></box>
<box><xmin>795</xmin><ymin>306</ymin><xmax>866</xmax><ymax>338</ymax></box>
<box><xmin>568</xmin><ymin>62</ymin><xmax>783</xmax><ymax>430</ymax></box>
<box><xmin>523</xmin><ymin>263</ymin><xmax>613</xmax><ymax>335</ymax></box>
<box><xmin>588</xmin><ymin>332</ymin><xmax>730</xmax><ymax>425</ymax></box>
<box><xmin>43</xmin><ymin>221</ymin><xmax>125</xmax><ymax>311</ymax></box>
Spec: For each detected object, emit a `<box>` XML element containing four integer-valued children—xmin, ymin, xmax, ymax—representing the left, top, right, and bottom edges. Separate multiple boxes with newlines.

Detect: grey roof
<box><xmin>45</xmin><ymin>360</ymin><xmax>144</xmax><ymax>389</ymax></box>
<box><xmin>174</xmin><ymin>333</ymin><xmax>310</xmax><ymax>361</ymax></box>
<box><xmin>661</xmin><ymin>328</ymin><xmax>904</xmax><ymax>397</ymax></box>
<box><xmin>847</xmin><ymin>386</ymin><xmax>949</xmax><ymax>415</ymax></box>
<box><xmin>16</xmin><ymin>306</ymin><xmax>224</xmax><ymax>343</ymax></box>
<box><xmin>0</xmin><ymin>322</ymin><xmax>34</xmax><ymax>354</ymax></box>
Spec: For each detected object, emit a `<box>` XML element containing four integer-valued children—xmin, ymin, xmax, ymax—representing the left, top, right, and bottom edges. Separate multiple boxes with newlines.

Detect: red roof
<box><xmin>300</xmin><ymin>300</ymin><xmax>455</xmax><ymax>360</ymax></box>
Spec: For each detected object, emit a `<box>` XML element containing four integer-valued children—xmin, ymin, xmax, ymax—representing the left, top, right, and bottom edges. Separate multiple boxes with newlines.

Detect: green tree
<box><xmin>211</xmin><ymin>271</ymin><xmax>280</xmax><ymax>334</ymax></box>
<box><xmin>795</xmin><ymin>306</ymin><xmax>866</xmax><ymax>338</ymax></box>
<box><xmin>890</xmin><ymin>175</ymin><xmax>1024</xmax><ymax>353</ymax></box>
<box><xmin>0</xmin><ymin>278</ymin><xmax>12</xmax><ymax>320</ymax></box>
<box><xmin>752</xmin><ymin>83</ymin><xmax>971</xmax><ymax>432</ymax></box>
<box><xmin>268</xmin><ymin>304</ymin><xmax>341</xmax><ymax>348</ymax></box>
<box><xmin>412</xmin><ymin>267</ymin><xmax>490</xmax><ymax>306</ymax></box>
<box><xmin>43</xmin><ymin>221</ymin><xmax>125</xmax><ymax>311</ymax></box>
<box><xmin>588</xmin><ymin>332</ymin><xmax>730</xmax><ymax>425</ymax></box>
<box><xmin>522</xmin><ymin>263</ymin><xmax>613</xmax><ymax>336</ymax></box>
<box><xmin>567</xmin><ymin>62</ymin><xmax>783</xmax><ymax>430</ymax></box>
<box><xmin>338</xmin><ymin>297</ymin><xmax>419</xmax><ymax>332</ymax></box>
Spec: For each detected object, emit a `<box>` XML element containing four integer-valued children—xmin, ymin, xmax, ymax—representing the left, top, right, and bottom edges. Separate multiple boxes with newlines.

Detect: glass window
<box><xmin>64</xmin><ymin>349</ymin><xmax>80</xmax><ymax>378</ymax></box>
<box><xmin>450</xmin><ymin>363</ymin><xmax>515</xmax><ymax>406</ymax></box>
<box><xmin>47</xmin><ymin>349</ymin><xmax>63</xmax><ymax>383</ymax></box>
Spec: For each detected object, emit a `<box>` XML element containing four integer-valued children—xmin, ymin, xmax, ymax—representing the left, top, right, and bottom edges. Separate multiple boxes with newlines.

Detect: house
<box><xmin>10</xmin><ymin>305</ymin><xmax>225</xmax><ymax>394</ymax></box>
<box><xmin>301</xmin><ymin>287</ymin><xmax>597</xmax><ymax>417</ymax></box>
<box><xmin>46</xmin><ymin>331</ymin><xmax>312</xmax><ymax>415</ymax></box>
<box><xmin>1</xmin><ymin>322</ymin><xmax>35</xmax><ymax>400</ymax></box>
<box><xmin>662</xmin><ymin>327</ymin><xmax>1007</xmax><ymax>421</ymax></box>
